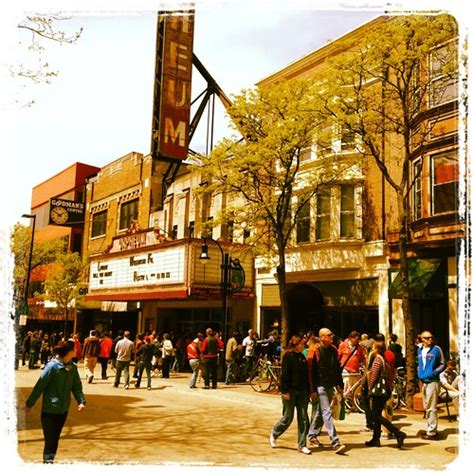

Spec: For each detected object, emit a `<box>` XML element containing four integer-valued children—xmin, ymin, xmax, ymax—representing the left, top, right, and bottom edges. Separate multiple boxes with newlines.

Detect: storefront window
<box><xmin>431</xmin><ymin>151</ymin><xmax>458</xmax><ymax>214</ymax></box>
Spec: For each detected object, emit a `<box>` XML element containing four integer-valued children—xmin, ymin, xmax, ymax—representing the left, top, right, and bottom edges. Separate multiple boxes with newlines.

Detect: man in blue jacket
<box><xmin>417</xmin><ymin>331</ymin><xmax>446</xmax><ymax>440</ymax></box>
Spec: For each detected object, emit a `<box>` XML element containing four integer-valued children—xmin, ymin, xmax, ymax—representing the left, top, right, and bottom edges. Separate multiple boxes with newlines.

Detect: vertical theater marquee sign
<box><xmin>151</xmin><ymin>10</ymin><xmax>194</xmax><ymax>161</ymax></box>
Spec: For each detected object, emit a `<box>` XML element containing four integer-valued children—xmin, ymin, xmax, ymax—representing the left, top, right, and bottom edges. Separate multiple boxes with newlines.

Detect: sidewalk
<box><xmin>13</xmin><ymin>363</ymin><xmax>462</xmax><ymax>469</ymax></box>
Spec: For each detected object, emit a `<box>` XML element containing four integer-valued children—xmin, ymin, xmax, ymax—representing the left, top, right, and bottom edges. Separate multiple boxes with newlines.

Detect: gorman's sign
<box><xmin>49</xmin><ymin>198</ymin><xmax>85</xmax><ymax>227</ymax></box>
<box><xmin>151</xmin><ymin>10</ymin><xmax>194</xmax><ymax>161</ymax></box>
<box><xmin>89</xmin><ymin>246</ymin><xmax>186</xmax><ymax>290</ymax></box>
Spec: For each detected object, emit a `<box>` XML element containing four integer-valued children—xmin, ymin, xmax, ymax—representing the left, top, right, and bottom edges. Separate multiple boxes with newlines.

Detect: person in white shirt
<box><xmin>113</xmin><ymin>331</ymin><xmax>134</xmax><ymax>389</ymax></box>
<box><xmin>242</xmin><ymin>329</ymin><xmax>257</xmax><ymax>379</ymax></box>
<box><xmin>439</xmin><ymin>359</ymin><xmax>462</xmax><ymax>416</ymax></box>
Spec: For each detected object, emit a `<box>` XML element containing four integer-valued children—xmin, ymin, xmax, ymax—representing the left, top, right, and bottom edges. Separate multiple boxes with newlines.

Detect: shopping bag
<box><xmin>331</xmin><ymin>393</ymin><xmax>341</xmax><ymax>419</ymax></box>
<box><xmin>339</xmin><ymin>396</ymin><xmax>346</xmax><ymax>420</ymax></box>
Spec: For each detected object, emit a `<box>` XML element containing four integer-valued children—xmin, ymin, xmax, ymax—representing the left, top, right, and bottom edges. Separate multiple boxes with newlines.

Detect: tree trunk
<box><xmin>276</xmin><ymin>241</ymin><xmax>289</xmax><ymax>349</ymax></box>
<box><xmin>396</xmin><ymin>191</ymin><xmax>417</xmax><ymax>409</ymax></box>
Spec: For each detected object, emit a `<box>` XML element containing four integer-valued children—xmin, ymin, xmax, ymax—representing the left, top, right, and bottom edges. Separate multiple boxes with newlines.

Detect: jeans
<box><xmin>162</xmin><ymin>356</ymin><xmax>171</xmax><ymax>378</ymax></box>
<box><xmin>370</xmin><ymin>395</ymin><xmax>402</xmax><ymax>441</ymax></box>
<box><xmin>423</xmin><ymin>381</ymin><xmax>440</xmax><ymax>435</ymax></box>
<box><xmin>99</xmin><ymin>357</ymin><xmax>109</xmax><ymax>379</ymax></box>
<box><xmin>272</xmin><ymin>389</ymin><xmax>309</xmax><ymax>449</ymax></box>
<box><xmin>114</xmin><ymin>360</ymin><xmax>131</xmax><ymax>387</ymax></box>
<box><xmin>360</xmin><ymin>385</ymin><xmax>374</xmax><ymax>429</ymax></box>
<box><xmin>244</xmin><ymin>355</ymin><xmax>255</xmax><ymax>378</ymax></box>
<box><xmin>225</xmin><ymin>360</ymin><xmax>235</xmax><ymax>384</ymax></box>
<box><xmin>136</xmin><ymin>364</ymin><xmax>152</xmax><ymax>388</ymax></box>
<box><xmin>41</xmin><ymin>411</ymin><xmax>68</xmax><ymax>463</ymax></box>
<box><xmin>203</xmin><ymin>358</ymin><xmax>218</xmax><ymax>388</ymax></box>
<box><xmin>308</xmin><ymin>386</ymin><xmax>341</xmax><ymax>446</ymax></box>
<box><xmin>189</xmin><ymin>359</ymin><xmax>200</xmax><ymax>388</ymax></box>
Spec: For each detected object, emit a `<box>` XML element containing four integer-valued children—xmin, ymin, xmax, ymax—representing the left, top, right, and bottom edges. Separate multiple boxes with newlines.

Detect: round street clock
<box><xmin>50</xmin><ymin>206</ymin><xmax>69</xmax><ymax>225</ymax></box>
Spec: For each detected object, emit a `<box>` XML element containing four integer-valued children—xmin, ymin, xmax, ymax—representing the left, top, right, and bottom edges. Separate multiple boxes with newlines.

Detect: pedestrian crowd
<box><xmin>21</xmin><ymin>324</ymin><xmax>461</xmax><ymax>463</ymax></box>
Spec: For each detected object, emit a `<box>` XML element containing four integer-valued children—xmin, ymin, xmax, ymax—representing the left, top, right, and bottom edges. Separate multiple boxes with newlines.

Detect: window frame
<box><xmin>429</xmin><ymin>41</ymin><xmax>458</xmax><ymax>108</ymax></box>
<box><xmin>91</xmin><ymin>210</ymin><xmax>108</xmax><ymax>238</ymax></box>
<box><xmin>315</xmin><ymin>188</ymin><xmax>331</xmax><ymax>241</ymax></box>
<box><xmin>119</xmin><ymin>198</ymin><xmax>139</xmax><ymax>231</ymax></box>
<box><xmin>430</xmin><ymin>149</ymin><xmax>459</xmax><ymax>216</ymax></box>
<box><xmin>412</xmin><ymin>159</ymin><xmax>423</xmax><ymax>221</ymax></box>
<box><xmin>340</xmin><ymin>184</ymin><xmax>356</xmax><ymax>238</ymax></box>
<box><xmin>296</xmin><ymin>199</ymin><xmax>311</xmax><ymax>244</ymax></box>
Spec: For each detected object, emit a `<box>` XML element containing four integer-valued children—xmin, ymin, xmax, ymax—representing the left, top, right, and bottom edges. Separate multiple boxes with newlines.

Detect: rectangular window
<box><xmin>203</xmin><ymin>217</ymin><xmax>213</xmax><ymax>239</ymax></box>
<box><xmin>300</xmin><ymin>147</ymin><xmax>312</xmax><ymax>162</ymax></box>
<box><xmin>171</xmin><ymin>225</ymin><xmax>178</xmax><ymax>240</ymax></box>
<box><xmin>340</xmin><ymin>185</ymin><xmax>355</xmax><ymax>238</ymax></box>
<box><xmin>296</xmin><ymin>200</ymin><xmax>311</xmax><ymax>243</ymax></box>
<box><xmin>431</xmin><ymin>151</ymin><xmax>458</xmax><ymax>214</ymax></box>
<box><xmin>188</xmin><ymin>221</ymin><xmax>195</xmax><ymax>238</ymax></box>
<box><xmin>119</xmin><ymin>199</ymin><xmax>139</xmax><ymax>230</ymax></box>
<box><xmin>316</xmin><ymin>189</ymin><xmax>331</xmax><ymax>240</ymax></box>
<box><xmin>91</xmin><ymin>210</ymin><xmax>107</xmax><ymax>237</ymax></box>
<box><xmin>430</xmin><ymin>43</ymin><xmax>458</xmax><ymax>107</ymax></box>
<box><xmin>243</xmin><ymin>229</ymin><xmax>251</xmax><ymax>242</ymax></box>
<box><xmin>340</xmin><ymin>126</ymin><xmax>356</xmax><ymax>151</ymax></box>
<box><xmin>413</xmin><ymin>160</ymin><xmax>422</xmax><ymax>220</ymax></box>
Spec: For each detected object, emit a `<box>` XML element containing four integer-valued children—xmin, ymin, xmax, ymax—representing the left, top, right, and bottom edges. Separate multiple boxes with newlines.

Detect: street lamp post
<box><xmin>21</xmin><ymin>214</ymin><xmax>36</xmax><ymax>315</ymax></box>
<box><xmin>199</xmin><ymin>237</ymin><xmax>245</xmax><ymax>345</ymax></box>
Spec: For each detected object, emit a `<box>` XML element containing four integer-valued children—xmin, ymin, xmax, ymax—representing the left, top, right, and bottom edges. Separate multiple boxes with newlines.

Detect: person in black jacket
<box><xmin>307</xmin><ymin>328</ymin><xmax>346</xmax><ymax>454</ymax></box>
<box><xmin>269</xmin><ymin>335</ymin><xmax>311</xmax><ymax>455</ymax></box>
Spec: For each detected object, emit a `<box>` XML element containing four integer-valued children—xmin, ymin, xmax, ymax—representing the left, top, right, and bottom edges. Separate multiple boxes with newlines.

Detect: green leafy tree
<box><xmin>319</xmin><ymin>14</ymin><xmax>459</xmax><ymax>407</ymax></box>
<box><xmin>38</xmin><ymin>252</ymin><xmax>87</xmax><ymax>335</ymax></box>
<box><xmin>195</xmin><ymin>79</ymin><xmax>358</xmax><ymax>347</ymax></box>
<box><xmin>10</xmin><ymin>223</ymin><xmax>66</xmax><ymax>314</ymax></box>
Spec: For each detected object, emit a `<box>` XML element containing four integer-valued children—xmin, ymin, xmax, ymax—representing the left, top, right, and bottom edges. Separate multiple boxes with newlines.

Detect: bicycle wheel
<box><xmin>250</xmin><ymin>367</ymin><xmax>272</xmax><ymax>392</ymax></box>
<box><xmin>353</xmin><ymin>385</ymin><xmax>365</xmax><ymax>413</ymax></box>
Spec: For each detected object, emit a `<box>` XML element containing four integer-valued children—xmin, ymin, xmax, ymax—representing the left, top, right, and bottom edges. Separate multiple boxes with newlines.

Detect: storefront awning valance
<box><xmin>388</xmin><ymin>258</ymin><xmax>444</xmax><ymax>300</ymax></box>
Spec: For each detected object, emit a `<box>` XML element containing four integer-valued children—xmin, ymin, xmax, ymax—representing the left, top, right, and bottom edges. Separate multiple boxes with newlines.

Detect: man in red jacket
<box><xmin>99</xmin><ymin>332</ymin><xmax>113</xmax><ymax>380</ymax></box>
<box><xmin>200</xmin><ymin>328</ymin><xmax>224</xmax><ymax>389</ymax></box>
<box><xmin>82</xmin><ymin>330</ymin><xmax>101</xmax><ymax>383</ymax></box>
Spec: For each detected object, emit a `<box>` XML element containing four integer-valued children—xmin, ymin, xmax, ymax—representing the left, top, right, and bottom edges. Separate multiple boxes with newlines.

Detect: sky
<box><xmin>0</xmin><ymin>0</ymin><xmax>385</xmax><ymax>230</ymax></box>
<box><xmin>0</xmin><ymin>0</ymin><xmax>468</xmax><ymax>232</ymax></box>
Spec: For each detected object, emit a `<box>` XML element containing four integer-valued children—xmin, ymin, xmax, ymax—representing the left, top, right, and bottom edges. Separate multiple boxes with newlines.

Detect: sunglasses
<box><xmin>323</xmin><ymin>333</ymin><xmax>334</xmax><ymax>337</ymax></box>
<box><xmin>423</xmin><ymin>336</ymin><xmax>434</xmax><ymax>340</ymax></box>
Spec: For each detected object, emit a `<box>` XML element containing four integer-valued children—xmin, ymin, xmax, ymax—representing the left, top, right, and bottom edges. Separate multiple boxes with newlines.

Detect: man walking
<box><xmin>242</xmin><ymin>329</ymin><xmax>257</xmax><ymax>379</ymax></box>
<box><xmin>200</xmin><ymin>328</ymin><xmax>224</xmax><ymax>389</ymax></box>
<box><xmin>113</xmin><ymin>331</ymin><xmax>134</xmax><ymax>389</ymax></box>
<box><xmin>308</xmin><ymin>328</ymin><xmax>346</xmax><ymax>454</ymax></box>
<box><xmin>417</xmin><ymin>331</ymin><xmax>446</xmax><ymax>440</ymax></box>
<box><xmin>82</xmin><ymin>330</ymin><xmax>101</xmax><ymax>383</ymax></box>
<box><xmin>225</xmin><ymin>331</ymin><xmax>239</xmax><ymax>384</ymax></box>
<box><xmin>187</xmin><ymin>338</ymin><xmax>201</xmax><ymax>389</ymax></box>
<box><xmin>99</xmin><ymin>331</ymin><xmax>113</xmax><ymax>380</ymax></box>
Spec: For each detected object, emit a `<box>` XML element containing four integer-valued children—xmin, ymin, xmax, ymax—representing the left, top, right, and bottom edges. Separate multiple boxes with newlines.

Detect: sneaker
<box><xmin>270</xmin><ymin>432</ymin><xmax>277</xmax><ymax>448</ymax></box>
<box><xmin>124</xmin><ymin>385</ymin><xmax>129</xmax><ymax>390</ymax></box>
<box><xmin>334</xmin><ymin>443</ymin><xmax>347</xmax><ymax>454</ymax></box>
<box><xmin>88</xmin><ymin>375</ymin><xmax>94</xmax><ymax>384</ymax></box>
<box><xmin>297</xmin><ymin>447</ymin><xmax>311</xmax><ymax>455</ymax></box>
<box><xmin>147</xmin><ymin>387</ymin><xmax>151</xmax><ymax>391</ymax></box>
<box><xmin>134</xmin><ymin>383</ymin><xmax>140</xmax><ymax>389</ymax></box>
<box><xmin>396</xmin><ymin>432</ymin><xmax>407</xmax><ymax>449</ymax></box>
<box><xmin>308</xmin><ymin>438</ymin><xmax>323</xmax><ymax>448</ymax></box>
<box><xmin>421</xmin><ymin>433</ymin><xmax>439</xmax><ymax>441</ymax></box>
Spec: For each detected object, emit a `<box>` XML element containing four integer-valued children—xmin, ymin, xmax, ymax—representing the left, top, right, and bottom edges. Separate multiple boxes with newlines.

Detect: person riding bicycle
<box><xmin>338</xmin><ymin>331</ymin><xmax>366</xmax><ymax>399</ymax></box>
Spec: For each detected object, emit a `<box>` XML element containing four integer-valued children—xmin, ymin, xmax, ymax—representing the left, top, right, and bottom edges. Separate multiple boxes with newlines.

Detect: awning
<box><xmin>388</xmin><ymin>258</ymin><xmax>444</xmax><ymax>300</ymax></box>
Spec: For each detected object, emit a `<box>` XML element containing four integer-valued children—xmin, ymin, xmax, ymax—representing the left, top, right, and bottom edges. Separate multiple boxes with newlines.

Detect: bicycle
<box><xmin>249</xmin><ymin>355</ymin><xmax>281</xmax><ymax>392</ymax></box>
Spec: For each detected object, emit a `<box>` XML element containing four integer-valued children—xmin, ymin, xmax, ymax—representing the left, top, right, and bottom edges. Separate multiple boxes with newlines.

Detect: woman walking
<box><xmin>25</xmin><ymin>340</ymin><xmax>86</xmax><ymax>463</ymax></box>
<box><xmin>269</xmin><ymin>335</ymin><xmax>311</xmax><ymax>454</ymax></box>
<box><xmin>365</xmin><ymin>336</ymin><xmax>406</xmax><ymax>448</ymax></box>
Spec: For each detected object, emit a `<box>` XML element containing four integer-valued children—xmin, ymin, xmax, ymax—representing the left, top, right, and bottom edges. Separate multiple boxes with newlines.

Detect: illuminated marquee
<box><xmin>89</xmin><ymin>246</ymin><xmax>186</xmax><ymax>290</ymax></box>
<box><xmin>151</xmin><ymin>10</ymin><xmax>194</xmax><ymax>161</ymax></box>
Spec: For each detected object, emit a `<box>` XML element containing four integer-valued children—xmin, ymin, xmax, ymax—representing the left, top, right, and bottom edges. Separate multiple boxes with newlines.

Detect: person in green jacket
<box><xmin>25</xmin><ymin>339</ymin><xmax>86</xmax><ymax>463</ymax></box>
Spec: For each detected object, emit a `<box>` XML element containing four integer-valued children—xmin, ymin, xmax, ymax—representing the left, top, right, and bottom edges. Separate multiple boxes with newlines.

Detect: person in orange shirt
<box><xmin>338</xmin><ymin>331</ymin><xmax>367</xmax><ymax>397</ymax></box>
